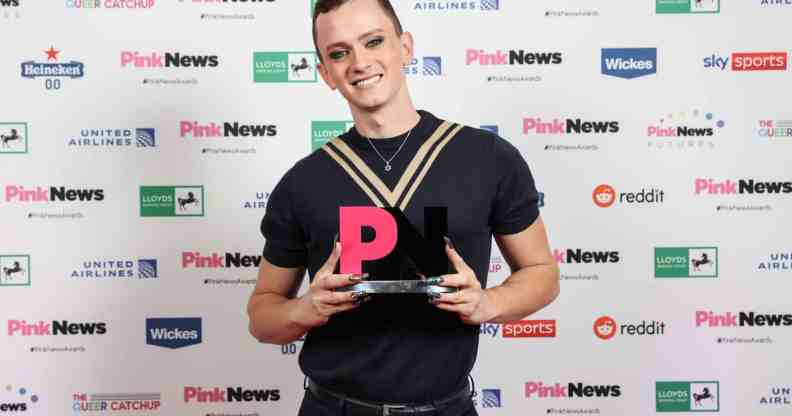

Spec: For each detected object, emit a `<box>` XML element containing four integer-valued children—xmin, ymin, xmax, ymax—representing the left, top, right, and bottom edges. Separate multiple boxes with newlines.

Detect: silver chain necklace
<box><xmin>365</xmin><ymin>128</ymin><xmax>412</xmax><ymax>172</ymax></box>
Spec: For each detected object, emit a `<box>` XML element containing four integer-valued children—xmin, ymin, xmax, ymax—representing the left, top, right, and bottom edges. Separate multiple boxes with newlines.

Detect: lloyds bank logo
<box><xmin>253</xmin><ymin>51</ymin><xmax>317</xmax><ymax>83</ymax></box>
<box><xmin>140</xmin><ymin>186</ymin><xmax>205</xmax><ymax>217</ymax></box>
<box><xmin>656</xmin><ymin>381</ymin><xmax>719</xmax><ymax>412</ymax></box>
<box><xmin>311</xmin><ymin>120</ymin><xmax>354</xmax><ymax>151</ymax></box>
<box><xmin>655</xmin><ymin>247</ymin><xmax>718</xmax><ymax>278</ymax></box>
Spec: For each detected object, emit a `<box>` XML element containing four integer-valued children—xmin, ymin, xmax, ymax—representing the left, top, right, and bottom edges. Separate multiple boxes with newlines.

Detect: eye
<box><xmin>366</xmin><ymin>36</ymin><xmax>384</xmax><ymax>48</ymax></box>
<box><xmin>329</xmin><ymin>49</ymin><xmax>348</xmax><ymax>60</ymax></box>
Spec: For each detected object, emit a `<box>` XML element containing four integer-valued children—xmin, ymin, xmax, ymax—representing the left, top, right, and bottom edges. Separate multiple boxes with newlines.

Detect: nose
<box><xmin>349</xmin><ymin>46</ymin><xmax>374</xmax><ymax>73</ymax></box>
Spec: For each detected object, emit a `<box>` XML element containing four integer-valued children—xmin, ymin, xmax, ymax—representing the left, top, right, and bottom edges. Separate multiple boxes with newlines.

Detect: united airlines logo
<box><xmin>482</xmin><ymin>389</ymin><xmax>502</xmax><ymax>408</ymax></box>
<box><xmin>413</xmin><ymin>0</ymin><xmax>499</xmax><ymax>11</ymax></box>
<box><xmin>404</xmin><ymin>56</ymin><xmax>442</xmax><ymax>76</ymax></box>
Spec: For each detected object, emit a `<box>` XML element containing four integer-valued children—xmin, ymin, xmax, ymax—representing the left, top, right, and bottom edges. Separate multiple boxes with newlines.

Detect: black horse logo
<box><xmin>291</xmin><ymin>57</ymin><xmax>312</xmax><ymax>77</ymax></box>
<box><xmin>693</xmin><ymin>387</ymin><xmax>713</xmax><ymax>407</ymax></box>
<box><xmin>1</xmin><ymin>129</ymin><xmax>21</xmax><ymax>148</ymax></box>
<box><xmin>691</xmin><ymin>253</ymin><xmax>712</xmax><ymax>272</ymax></box>
<box><xmin>2</xmin><ymin>261</ymin><xmax>25</xmax><ymax>280</ymax></box>
<box><xmin>177</xmin><ymin>191</ymin><xmax>200</xmax><ymax>211</ymax></box>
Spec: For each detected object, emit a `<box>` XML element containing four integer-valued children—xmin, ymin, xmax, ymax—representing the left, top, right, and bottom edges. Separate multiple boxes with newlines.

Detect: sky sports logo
<box><xmin>601</xmin><ymin>48</ymin><xmax>657</xmax><ymax>79</ymax></box>
<box><xmin>146</xmin><ymin>317</ymin><xmax>202</xmax><ymax>349</ymax></box>
<box><xmin>704</xmin><ymin>52</ymin><xmax>788</xmax><ymax>71</ymax></box>
<box><xmin>480</xmin><ymin>320</ymin><xmax>557</xmax><ymax>338</ymax></box>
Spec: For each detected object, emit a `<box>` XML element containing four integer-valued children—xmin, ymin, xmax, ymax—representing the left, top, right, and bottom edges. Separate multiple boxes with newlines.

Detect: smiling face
<box><xmin>314</xmin><ymin>0</ymin><xmax>413</xmax><ymax>113</ymax></box>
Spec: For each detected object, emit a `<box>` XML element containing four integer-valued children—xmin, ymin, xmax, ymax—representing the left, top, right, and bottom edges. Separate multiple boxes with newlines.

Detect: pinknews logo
<box><xmin>465</xmin><ymin>49</ymin><xmax>562</xmax><ymax>66</ymax></box>
<box><xmin>183</xmin><ymin>387</ymin><xmax>280</xmax><ymax>403</ymax></box>
<box><xmin>694</xmin><ymin>179</ymin><xmax>792</xmax><ymax>195</ymax></box>
<box><xmin>179</xmin><ymin>121</ymin><xmax>277</xmax><ymax>138</ymax></box>
<box><xmin>695</xmin><ymin>311</ymin><xmax>792</xmax><ymax>327</ymax></box>
<box><xmin>523</xmin><ymin>118</ymin><xmax>619</xmax><ymax>135</ymax></box>
<box><xmin>4</xmin><ymin>186</ymin><xmax>105</xmax><ymax>202</ymax></box>
<box><xmin>7</xmin><ymin>320</ymin><xmax>107</xmax><ymax>336</ymax></box>
<box><xmin>553</xmin><ymin>249</ymin><xmax>620</xmax><ymax>264</ymax></box>
<box><xmin>338</xmin><ymin>206</ymin><xmax>448</xmax><ymax>275</ymax></box>
<box><xmin>181</xmin><ymin>252</ymin><xmax>262</xmax><ymax>269</ymax></box>
<box><xmin>524</xmin><ymin>382</ymin><xmax>622</xmax><ymax>398</ymax></box>
<box><xmin>120</xmin><ymin>51</ymin><xmax>219</xmax><ymax>68</ymax></box>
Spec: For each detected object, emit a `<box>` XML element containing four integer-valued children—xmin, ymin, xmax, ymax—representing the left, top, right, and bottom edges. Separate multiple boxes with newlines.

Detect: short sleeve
<box><xmin>490</xmin><ymin>136</ymin><xmax>540</xmax><ymax>235</ymax></box>
<box><xmin>260</xmin><ymin>168</ymin><xmax>308</xmax><ymax>268</ymax></box>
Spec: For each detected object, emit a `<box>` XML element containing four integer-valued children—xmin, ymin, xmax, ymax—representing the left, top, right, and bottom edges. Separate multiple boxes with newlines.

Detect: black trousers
<box><xmin>297</xmin><ymin>389</ymin><xmax>479</xmax><ymax>416</ymax></box>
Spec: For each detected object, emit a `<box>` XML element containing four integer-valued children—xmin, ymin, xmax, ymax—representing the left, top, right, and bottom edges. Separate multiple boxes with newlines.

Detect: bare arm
<box><xmin>246</xmin><ymin>242</ymin><xmax>368</xmax><ymax>345</ymax></box>
<box><xmin>246</xmin><ymin>259</ymin><xmax>308</xmax><ymax>345</ymax></box>
<box><xmin>486</xmin><ymin>216</ymin><xmax>560</xmax><ymax>322</ymax></box>
<box><xmin>432</xmin><ymin>216</ymin><xmax>560</xmax><ymax>324</ymax></box>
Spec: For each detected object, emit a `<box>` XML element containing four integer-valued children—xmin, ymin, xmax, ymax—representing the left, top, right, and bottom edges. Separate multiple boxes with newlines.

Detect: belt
<box><xmin>307</xmin><ymin>379</ymin><xmax>472</xmax><ymax>415</ymax></box>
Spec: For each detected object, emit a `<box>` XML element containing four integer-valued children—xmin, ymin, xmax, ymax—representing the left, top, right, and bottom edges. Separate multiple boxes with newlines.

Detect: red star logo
<box><xmin>45</xmin><ymin>46</ymin><xmax>60</xmax><ymax>61</ymax></box>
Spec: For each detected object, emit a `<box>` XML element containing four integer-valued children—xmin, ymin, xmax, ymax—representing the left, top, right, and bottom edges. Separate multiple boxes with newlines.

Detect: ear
<box><xmin>400</xmin><ymin>31</ymin><xmax>415</xmax><ymax>67</ymax></box>
<box><xmin>318</xmin><ymin>61</ymin><xmax>337</xmax><ymax>90</ymax></box>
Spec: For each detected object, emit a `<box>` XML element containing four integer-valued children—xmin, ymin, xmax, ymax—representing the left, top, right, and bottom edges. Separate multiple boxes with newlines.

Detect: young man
<box><xmin>246</xmin><ymin>1</ymin><xmax>560</xmax><ymax>414</ymax></box>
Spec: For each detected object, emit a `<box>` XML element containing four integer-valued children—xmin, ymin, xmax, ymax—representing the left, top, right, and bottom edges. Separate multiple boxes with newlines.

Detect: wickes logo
<box><xmin>4</xmin><ymin>186</ymin><xmax>105</xmax><ymax>202</ymax></box>
<box><xmin>7</xmin><ymin>320</ymin><xmax>107</xmax><ymax>336</ymax></box>
<box><xmin>523</xmin><ymin>118</ymin><xmax>619</xmax><ymax>135</ymax></box>
<box><xmin>601</xmin><ymin>48</ymin><xmax>657</xmax><ymax>79</ymax></box>
<box><xmin>181</xmin><ymin>252</ymin><xmax>262</xmax><ymax>268</ymax></box>
<box><xmin>184</xmin><ymin>386</ymin><xmax>280</xmax><ymax>403</ymax></box>
<box><xmin>146</xmin><ymin>318</ymin><xmax>202</xmax><ymax>349</ymax></box>
<box><xmin>554</xmin><ymin>248</ymin><xmax>620</xmax><ymax>264</ymax></box>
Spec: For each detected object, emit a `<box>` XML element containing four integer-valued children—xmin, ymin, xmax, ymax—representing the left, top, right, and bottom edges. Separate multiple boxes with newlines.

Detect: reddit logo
<box><xmin>592</xmin><ymin>184</ymin><xmax>616</xmax><ymax>208</ymax></box>
<box><xmin>594</xmin><ymin>316</ymin><xmax>617</xmax><ymax>340</ymax></box>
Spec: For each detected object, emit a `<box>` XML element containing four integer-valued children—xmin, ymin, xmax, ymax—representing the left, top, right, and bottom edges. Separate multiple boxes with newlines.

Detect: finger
<box><xmin>432</xmin><ymin>290</ymin><xmax>468</xmax><ymax>305</ymax></box>
<box><xmin>319</xmin><ymin>273</ymin><xmax>369</xmax><ymax>290</ymax></box>
<box><xmin>319</xmin><ymin>290</ymin><xmax>365</xmax><ymax>306</ymax></box>
<box><xmin>435</xmin><ymin>273</ymin><xmax>470</xmax><ymax>289</ymax></box>
<box><xmin>317</xmin><ymin>241</ymin><xmax>342</xmax><ymax>275</ymax></box>
<box><xmin>445</xmin><ymin>242</ymin><xmax>471</xmax><ymax>273</ymax></box>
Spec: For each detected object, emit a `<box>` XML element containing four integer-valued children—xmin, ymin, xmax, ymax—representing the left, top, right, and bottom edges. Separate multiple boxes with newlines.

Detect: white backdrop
<box><xmin>1</xmin><ymin>0</ymin><xmax>791</xmax><ymax>415</ymax></box>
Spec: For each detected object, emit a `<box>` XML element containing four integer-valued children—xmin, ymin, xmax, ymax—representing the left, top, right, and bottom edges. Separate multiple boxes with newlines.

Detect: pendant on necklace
<box><xmin>384</xmin><ymin>163</ymin><xmax>392</xmax><ymax>172</ymax></box>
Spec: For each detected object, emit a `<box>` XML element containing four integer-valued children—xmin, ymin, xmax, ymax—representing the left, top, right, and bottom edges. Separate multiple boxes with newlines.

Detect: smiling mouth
<box><xmin>352</xmin><ymin>74</ymin><xmax>383</xmax><ymax>88</ymax></box>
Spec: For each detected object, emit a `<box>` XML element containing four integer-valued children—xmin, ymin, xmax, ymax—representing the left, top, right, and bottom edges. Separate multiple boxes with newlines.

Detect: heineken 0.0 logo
<box><xmin>655</xmin><ymin>247</ymin><xmax>718</xmax><ymax>278</ymax></box>
<box><xmin>140</xmin><ymin>186</ymin><xmax>205</xmax><ymax>217</ymax></box>
<box><xmin>253</xmin><ymin>52</ymin><xmax>317</xmax><ymax>83</ymax></box>
<box><xmin>656</xmin><ymin>381</ymin><xmax>719</xmax><ymax>412</ymax></box>
<box><xmin>311</xmin><ymin>121</ymin><xmax>354</xmax><ymax>151</ymax></box>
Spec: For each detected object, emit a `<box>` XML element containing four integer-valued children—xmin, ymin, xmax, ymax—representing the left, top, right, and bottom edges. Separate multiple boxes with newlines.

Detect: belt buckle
<box><xmin>382</xmin><ymin>404</ymin><xmax>408</xmax><ymax>416</ymax></box>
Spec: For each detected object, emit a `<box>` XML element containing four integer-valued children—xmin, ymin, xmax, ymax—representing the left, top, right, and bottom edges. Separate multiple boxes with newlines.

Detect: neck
<box><xmin>350</xmin><ymin>93</ymin><xmax>420</xmax><ymax>139</ymax></box>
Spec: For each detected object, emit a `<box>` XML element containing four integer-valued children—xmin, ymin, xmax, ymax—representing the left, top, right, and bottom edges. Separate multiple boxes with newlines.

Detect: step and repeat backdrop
<box><xmin>1</xmin><ymin>0</ymin><xmax>791</xmax><ymax>415</ymax></box>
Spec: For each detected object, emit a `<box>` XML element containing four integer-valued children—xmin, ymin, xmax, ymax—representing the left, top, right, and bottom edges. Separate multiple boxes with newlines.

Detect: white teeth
<box><xmin>354</xmin><ymin>74</ymin><xmax>382</xmax><ymax>88</ymax></box>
